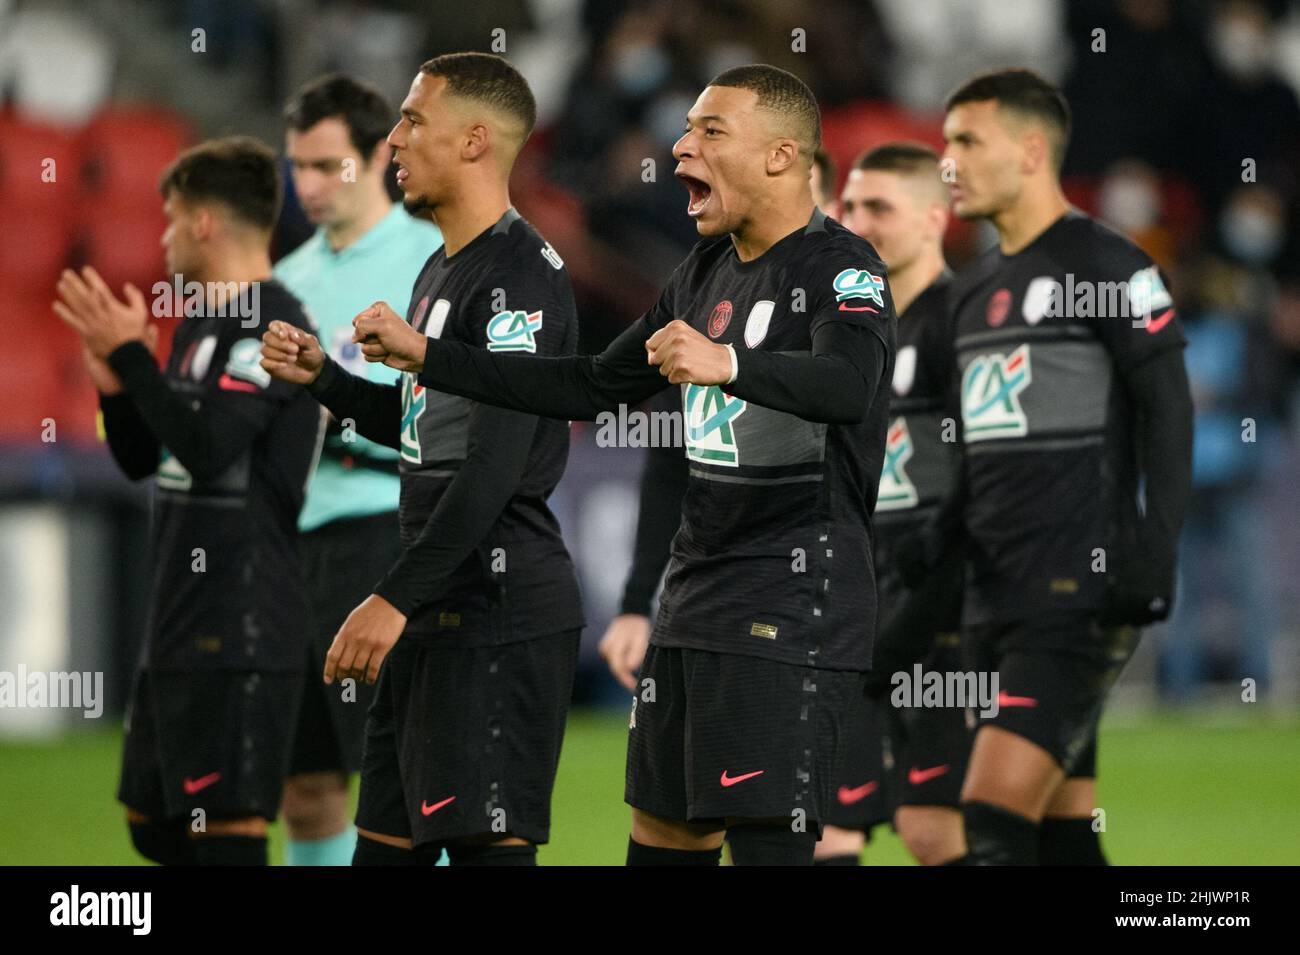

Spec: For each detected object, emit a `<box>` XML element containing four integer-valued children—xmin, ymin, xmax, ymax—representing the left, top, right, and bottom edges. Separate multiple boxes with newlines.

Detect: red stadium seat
<box><xmin>78</xmin><ymin>200</ymin><xmax>168</xmax><ymax>294</ymax></box>
<box><xmin>820</xmin><ymin>100</ymin><xmax>945</xmax><ymax>194</ymax></box>
<box><xmin>0</xmin><ymin>109</ymin><xmax>83</xmax><ymax>204</ymax></box>
<box><xmin>81</xmin><ymin>105</ymin><xmax>192</xmax><ymax>204</ymax></box>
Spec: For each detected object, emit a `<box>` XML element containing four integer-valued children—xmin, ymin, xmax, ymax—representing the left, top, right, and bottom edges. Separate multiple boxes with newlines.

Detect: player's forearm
<box><xmin>306</xmin><ymin>356</ymin><xmax>402</xmax><ymax>450</ymax></box>
<box><xmin>619</xmin><ymin>442</ymin><xmax>688</xmax><ymax>616</ymax></box>
<box><xmin>727</xmin><ymin>322</ymin><xmax>887</xmax><ymax>424</ymax></box>
<box><xmin>1126</xmin><ymin>348</ymin><xmax>1194</xmax><ymax>567</ymax></box>
<box><xmin>417</xmin><ymin>321</ymin><xmax>665</xmax><ymax>422</ymax></box>
<box><xmin>372</xmin><ymin>407</ymin><xmax>538</xmax><ymax>616</ymax></box>
<box><xmin>99</xmin><ymin>392</ymin><xmax>160</xmax><ymax>480</ymax></box>
<box><xmin>107</xmin><ymin>341</ymin><xmax>263</xmax><ymax>481</ymax></box>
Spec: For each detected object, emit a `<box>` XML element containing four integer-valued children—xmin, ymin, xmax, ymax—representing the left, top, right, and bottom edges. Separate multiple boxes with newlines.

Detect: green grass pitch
<box><xmin>1</xmin><ymin>709</ymin><xmax>1296</xmax><ymax>865</ymax></box>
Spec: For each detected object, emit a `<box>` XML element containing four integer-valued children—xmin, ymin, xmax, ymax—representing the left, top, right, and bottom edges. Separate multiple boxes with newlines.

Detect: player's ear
<box><xmin>367</xmin><ymin>139</ymin><xmax>392</xmax><ymax>170</ymax></box>
<box><xmin>1021</xmin><ymin>128</ymin><xmax>1049</xmax><ymax>176</ymax></box>
<box><xmin>928</xmin><ymin>199</ymin><xmax>950</xmax><ymax>239</ymax></box>
<box><xmin>463</xmin><ymin>122</ymin><xmax>490</xmax><ymax>161</ymax></box>
<box><xmin>767</xmin><ymin>140</ymin><xmax>798</xmax><ymax>176</ymax></box>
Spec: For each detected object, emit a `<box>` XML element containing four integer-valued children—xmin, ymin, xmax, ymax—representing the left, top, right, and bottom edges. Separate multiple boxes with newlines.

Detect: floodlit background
<box><xmin>0</xmin><ymin>0</ymin><xmax>1297</xmax><ymax>863</ymax></box>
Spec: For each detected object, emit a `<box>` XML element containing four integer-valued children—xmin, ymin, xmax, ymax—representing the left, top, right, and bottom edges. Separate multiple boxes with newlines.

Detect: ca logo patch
<box><xmin>832</xmin><ymin>268</ymin><xmax>885</xmax><ymax>309</ymax></box>
<box><xmin>399</xmin><ymin>375</ymin><xmax>426</xmax><ymax>464</ymax></box>
<box><xmin>876</xmin><ymin>417</ymin><xmax>917</xmax><ymax>511</ymax></box>
<box><xmin>961</xmin><ymin>344</ymin><xmax>1032</xmax><ymax>442</ymax></box>
<box><xmin>682</xmin><ymin>383</ymin><xmax>747</xmax><ymax>467</ymax></box>
<box><xmin>487</xmin><ymin>309</ymin><xmax>543</xmax><ymax>352</ymax></box>
<box><xmin>222</xmin><ymin>338</ymin><xmax>271</xmax><ymax>389</ymax></box>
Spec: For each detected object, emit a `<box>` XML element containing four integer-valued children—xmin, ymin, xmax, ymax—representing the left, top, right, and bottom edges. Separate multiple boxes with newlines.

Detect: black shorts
<box><xmin>118</xmin><ymin>667</ymin><xmax>304</xmax><ymax>822</ymax></box>
<box><xmin>889</xmin><ymin>635</ymin><xmax>973</xmax><ymax>809</ymax></box>
<box><xmin>354</xmin><ymin>629</ymin><xmax>580</xmax><ymax>848</ymax></box>
<box><xmin>823</xmin><ymin>691</ymin><xmax>895</xmax><ymax>833</ymax></box>
<box><xmin>290</xmin><ymin>510</ymin><xmax>401</xmax><ymax>776</ymax></box>
<box><xmin>963</xmin><ymin>614</ymin><xmax>1139</xmax><ymax>774</ymax></box>
<box><xmin>625</xmin><ymin>645</ymin><xmax>867</xmax><ymax>830</ymax></box>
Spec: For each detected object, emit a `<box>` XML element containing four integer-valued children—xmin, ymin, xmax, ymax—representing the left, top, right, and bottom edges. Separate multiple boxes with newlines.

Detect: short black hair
<box><xmin>945</xmin><ymin>68</ymin><xmax>1071</xmax><ymax>169</ymax></box>
<box><xmin>419</xmin><ymin>52</ymin><xmax>537</xmax><ymax>144</ymax></box>
<box><xmin>854</xmin><ymin>141</ymin><xmax>939</xmax><ymax>174</ymax></box>
<box><xmin>158</xmin><ymin>135</ymin><xmax>282</xmax><ymax>231</ymax></box>
<box><xmin>284</xmin><ymin>73</ymin><xmax>395</xmax><ymax>159</ymax></box>
<box><xmin>708</xmin><ymin>63</ymin><xmax>821</xmax><ymax>159</ymax></box>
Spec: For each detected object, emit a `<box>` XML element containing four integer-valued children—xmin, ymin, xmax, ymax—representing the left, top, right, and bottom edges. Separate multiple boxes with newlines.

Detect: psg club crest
<box><xmin>986</xmin><ymin>288</ymin><xmax>1011</xmax><ymax>327</ymax></box>
<box><xmin>707</xmin><ymin>300</ymin><xmax>733</xmax><ymax>339</ymax></box>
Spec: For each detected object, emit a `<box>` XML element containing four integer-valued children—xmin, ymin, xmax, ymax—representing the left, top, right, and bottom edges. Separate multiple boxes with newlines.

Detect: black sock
<box><xmin>352</xmin><ymin>834</ymin><xmax>433</xmax><ymax>866</ymax></box>
<box><xmin>1040</xmin><ymin>817</ymin><xmax>1107</xmax><ymax>865</ymax></box>
<box><xmin>726</xmin><ymin>824</ymin><xmax>818</xmax><ymax>866</ymax></box>
<box><xmin>813</xmin><ymin>853</ymin><xmax>860</xmax><ymax>866</ymax></box>
<box><xmin>962</xmin><ymin>801</ymin><xmax>1038</xmax><ymax>865</ymax></box>
<box><xmin>192</xmin><ymin>835</ymin><xmax>267</xmax><ymax>866</ymax></box>
<box><xmin>941</xmin><ymin>854</ymin><xmax>969</xmax><ymax>866</ymax></box>
<box><xmin>447</xmin><ymin>843</ymin><xmax>537</xmax><ymax>866</ymax></box>
<box><xmin>129</xmin><ymin>821</ymin><xmax>196</xmax><ymax>866</ymax></box>
<box><xmin>626</xmin><ymin>837</ymin><xmax>721</xmax><ymax>866</ymax></box>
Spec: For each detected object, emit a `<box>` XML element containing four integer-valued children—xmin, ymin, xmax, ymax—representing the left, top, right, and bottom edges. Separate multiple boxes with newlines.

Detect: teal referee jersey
<box><xmin>274</xmin><ymin>203</ymin><xmax>442</xmax><ymax>532</ymax></box>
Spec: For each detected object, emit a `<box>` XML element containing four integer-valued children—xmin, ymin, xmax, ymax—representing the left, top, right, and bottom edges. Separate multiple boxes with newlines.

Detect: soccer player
<box><xmin>53</xmin><ymin>137</ymin><xmax>322</xmax><ymax>866</ymax></box>
<box><xmin>261</xmin><ymin>53</ymin><xmax>585</xmax><ymax>866</ymax></box>
<box><xmin>598</xmin><ymin>144</ymin><xmax>840</xmax><ymax>692</ymax></box>
<box><xmin>934</xmin><ymin>69</ymin><xmax>1192</xmax><ymax>864</ymax></box>
<box><xmin>273</xmin><ymin>74</ymin><xmax>442</xmax><ymax>866</ymax></box>
<box><xmin>348</xmin><ymin>64</ymin><xmax>897</xmax><ymax>866</ymax></box>
<box><xmin>819</xmin><ymin>143</ymin><xmax>968</xmax><ymax>866</ymax></box>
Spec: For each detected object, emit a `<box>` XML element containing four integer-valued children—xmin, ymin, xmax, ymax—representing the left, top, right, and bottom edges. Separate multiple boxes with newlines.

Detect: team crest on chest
<box><xmin>707</xmin><ymin>300</ymin><xmax>733</xmax><ymax>339</ymax></box>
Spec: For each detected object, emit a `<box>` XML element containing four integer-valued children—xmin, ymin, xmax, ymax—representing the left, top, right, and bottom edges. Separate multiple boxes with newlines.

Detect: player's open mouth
<box><xmin>678</xmin><ymin>174</ymin><xmax>713</xmax><ymax>218</ymax></box>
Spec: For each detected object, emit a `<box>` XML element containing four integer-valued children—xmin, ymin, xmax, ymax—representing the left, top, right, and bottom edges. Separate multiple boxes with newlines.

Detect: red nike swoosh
<box><xmin>218</xmin><ymin>373</ymin><xmax>258</xmax><ymax>392</ymax></box>
<box><xmin>182</xmin><ymin>772</ymin><xmax>222</xmax><ymax>795</ymax></box>
<box><xmin>907</xmin><ymin>764</ymin><xmax>950</xmax><ymax>786</ymax></box>
<box><xmin>839</xmin><ymin>302</ymin><xmax>880</xmax><ymax>313</ymax></box>
<box><xmin>720</xmin><ymin>769</ymin><xmax>765</xmax><ymax>788</ymax></box>
<box><xmin>837</xmin><ymin>781</ymin><xmax>878</xmax><ymax>804</ymax></box>
<box><xmin>1144</xmin><ymin>308</ymin><xmax>1175</xmax><ymax>334</ymax></box>
<box><xmin>420</xmin><ymin>796</ymin><xmax>456</xmax><ymax>816</ymax></box>
<box><xmin>997</xmin><ymin>691</ymin><xmax>1039</xmax><ymax>708</ymax></box>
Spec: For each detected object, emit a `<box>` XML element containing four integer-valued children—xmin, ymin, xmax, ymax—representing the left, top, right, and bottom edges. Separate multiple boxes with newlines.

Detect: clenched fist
<box><xmin>645</xmin><ymin>320</ymin><xmax>733</xmax><ymax>385</ymax></box>
<box><xmin>261</xmin><ymin>320</ymin><xmax>325</xmax><ymax>385</ymax></box>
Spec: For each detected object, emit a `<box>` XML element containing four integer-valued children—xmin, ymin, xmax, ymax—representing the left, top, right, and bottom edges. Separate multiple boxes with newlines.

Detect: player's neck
<box><xmin>197</xmin><ymin>246</ymin><xmax>273</xmax><ymax>295</ymax></box>
<box><xmin>437</xmin><ymin>182</ymin><xmax>512</xmax><ymax>257</ymax></box>
<box><xmin>731</xmin><ymin>195</ymin><xmax>817</xmax><ymax>262</ymax></box>
<box><xmin>890</xmin><ymin>250</ymin><xmax>946</xmax><ymax>316</ymax></box>
<box><xmin>325</xmin><ymin>194</ymin><xmax>392</xmax><ymax>252</ymax></box>
<box><xmin>993</xmin><ymin>181</ymin><xmax>1071</xmax><ymax>256</ymax></box>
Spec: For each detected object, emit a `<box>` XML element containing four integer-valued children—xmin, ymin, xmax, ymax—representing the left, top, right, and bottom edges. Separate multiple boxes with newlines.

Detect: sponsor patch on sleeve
<box><xmin>832</xmin><ymin>267</ymin><xmax>885</xmax><ymax>311</ymax></box>
<box><xmin>486</xmin><ymin>309</ymin><xmax>543</xmax><ymax>353</ymax></box>
<box><xmin>220</xmin><ymin>337</ymin><xmax>272</xmax><ymax>390</ymax></box>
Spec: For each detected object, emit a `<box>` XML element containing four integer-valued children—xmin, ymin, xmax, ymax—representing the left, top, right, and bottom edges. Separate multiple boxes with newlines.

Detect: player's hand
<box><xmin>324</xmin><ymin>594</ymin><xmax>406</xmax><ymax>686</ymax></box>
<box><xmin>645</xmin><ymin>320</ymin><xmax>732</xmax><ymax>385</ymax></box>
<box><xmin>260</xmin><ymin>320</ymin><xmax>325</xmax><ymax>385</ymax></box>
<box><xmin>80</xmin><ymin>324</ymin><xmax>156</xmax><ymax>396</ymax></box>
<box><xmin>53</xmin><ymin>267</ymin><xmax>150</xmax><ymax>359</ymax></box>
<box><xmin>598</xmin><ymin>614</ymin><xmax>651</xmax><ymax>691</ymax></box>
<box><xmin>352</xmin><ymin>301</ymin><xmax>425</xmax><ymax>373</ymax></box>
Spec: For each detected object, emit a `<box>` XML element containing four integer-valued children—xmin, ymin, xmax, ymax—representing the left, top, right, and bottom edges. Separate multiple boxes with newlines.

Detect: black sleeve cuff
<box><xmin>106</xmin><ymin>340</ymin><xmax>159</xmax><ymax>388</ymax></box>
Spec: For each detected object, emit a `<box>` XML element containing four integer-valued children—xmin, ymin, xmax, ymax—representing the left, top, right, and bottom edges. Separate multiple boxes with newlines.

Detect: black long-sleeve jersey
<box><xmin>948</xmin><ymin>210</ymin><xmax>1193</xmax><ymax>626</ymax></box>
<box><xmin>305</xmin><ymin>208</ymin><xmax>585</xmax><ymax>645</ymax></box>
<box><xmin>101</xmin><ymin>280</ymin><xmax>323</xmax><ymax>671</ymax></box>
<box><xmin>414</xmin><ymin>209</ymin><xmax>897</xmax><ymax>671</ymax></box>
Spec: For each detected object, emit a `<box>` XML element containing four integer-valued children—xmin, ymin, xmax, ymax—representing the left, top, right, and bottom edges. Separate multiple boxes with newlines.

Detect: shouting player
<box><xmin>54</xmin><ymin>137</ymin><xmax>322</xmax><ymax>865</ymax></box>
<box><xmin>935</xmin><ymin>69</ymin><xmax>1192</xmax><ymax>864</ymax></box>
<box><xmin>818</xmin><ymin>143</ymin><xmax>968</xmax><ymax>866</ymax></box>
<box><xmin>348</xmin><ymin>64</ymin><xmax>897</xmax><ymax>866</ymax></box>
<box><xmin>274</xmin><ymin>74</ymin><xmax>442</xmax><ymax>866</ymax></box>
<box><xmin>262</xmin><ymin>53</ymin><xmax>584</xmax><ymax>866</ymax></box>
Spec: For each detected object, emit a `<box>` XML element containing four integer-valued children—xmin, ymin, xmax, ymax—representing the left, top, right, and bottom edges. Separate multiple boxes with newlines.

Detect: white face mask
<box><xmin>1221</xmin><ymin>206</ymin><xmax>1284</xmax><ymax>265</ymax></box>
<box><xmin>1099</xmin><ymin>174</ymin><xmax>1161</xmax><ymax>233</ymax></box>
<box><xmin>1210</xmin><ymin>15</ymin><xmax>1274</xmax><ymax>81</ymax></box>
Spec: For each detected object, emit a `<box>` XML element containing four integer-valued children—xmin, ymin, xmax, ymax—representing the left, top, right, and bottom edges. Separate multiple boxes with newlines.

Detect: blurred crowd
<box><xmin>1</xmin><ymin>0</ymin><xmax>1297</xmax><ymax>704</ymax></box>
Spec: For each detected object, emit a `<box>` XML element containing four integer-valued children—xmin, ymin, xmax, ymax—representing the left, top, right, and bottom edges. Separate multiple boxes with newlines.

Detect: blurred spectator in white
<box><xmin>0</xmin><ymin>1</ymin><xmax>113</xmax><ymax>126</ymax></box>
